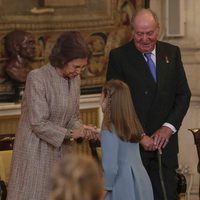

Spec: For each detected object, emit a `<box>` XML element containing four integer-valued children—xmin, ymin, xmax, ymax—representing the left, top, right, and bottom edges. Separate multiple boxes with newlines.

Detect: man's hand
<box><xmin>152</xmin><ymin>126</ymin><xmax>173</xmax><ymax>150</ymax></box>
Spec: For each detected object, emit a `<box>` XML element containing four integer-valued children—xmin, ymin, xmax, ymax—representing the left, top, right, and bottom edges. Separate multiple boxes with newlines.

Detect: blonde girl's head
<box><xmin>101</xmin><ymin>79</ymin><xmax>143</xmax><ymax>142</ymax></box>
<box><xmin>49</xmin><ymin>154</ymin><xmax>103</xmax><ymax>200</ymax></box>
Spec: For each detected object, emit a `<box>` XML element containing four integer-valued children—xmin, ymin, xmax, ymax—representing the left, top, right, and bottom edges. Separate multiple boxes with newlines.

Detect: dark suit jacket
<box><xmin>106</xmin><ymin>40</ymin><xmax>191</xmax><ymax>155</ymax></box>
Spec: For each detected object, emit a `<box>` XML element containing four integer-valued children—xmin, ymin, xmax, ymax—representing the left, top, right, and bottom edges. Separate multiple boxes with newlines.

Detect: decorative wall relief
<box><xmin>81</xmin><ymin>32</ymin><xmax>108</xmax><ymax>90</ymax></box>
<box><xmin>0</xmin><ymin>0</ymin><xmax>117</xmax><ymax>30</ymax></box>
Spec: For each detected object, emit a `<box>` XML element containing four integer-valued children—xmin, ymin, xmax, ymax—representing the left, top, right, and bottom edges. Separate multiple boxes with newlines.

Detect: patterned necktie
<box><xmin>144</xmin><ymin>53</ymin><xmax>157</xmax><ymax>81</ymax></box>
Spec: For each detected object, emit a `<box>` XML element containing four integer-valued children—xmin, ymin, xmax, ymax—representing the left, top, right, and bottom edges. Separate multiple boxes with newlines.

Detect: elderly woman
<box><xmin>7</xmin><ymin>31</ymin><xmax>98</xmax><ymax>200</ymax></box>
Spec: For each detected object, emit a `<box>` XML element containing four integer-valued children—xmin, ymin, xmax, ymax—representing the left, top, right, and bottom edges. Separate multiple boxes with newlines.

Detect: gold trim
<box><xmin>0</xmin><ymin>115</ymin><xmax>19</xmax><ymax>120</ymax></box>
<box><xmin>0</xmin><ymin>136</ymin><xmax>15</xmax><ymax>142</ymax></box>
<box><xmin>188</xmin><ymin>128</ymin><xmax>200</xmax><ymax>134</ymax></box>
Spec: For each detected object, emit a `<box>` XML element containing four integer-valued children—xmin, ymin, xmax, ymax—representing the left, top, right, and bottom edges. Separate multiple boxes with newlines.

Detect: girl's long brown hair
<box><xmin>102</xmin><ymin>80</ymin><xmax>143</xmax><ymax>142</ymax></box>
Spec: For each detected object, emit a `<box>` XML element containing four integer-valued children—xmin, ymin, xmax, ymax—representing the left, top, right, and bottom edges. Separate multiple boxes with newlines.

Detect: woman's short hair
<box><xmin>49</xmin><ymin>31</ymin><xmax>91</xmax><ymax>68</ymax></box>
<box><xmin>49</xmin><ymin>153</ymin><xmax>103</xmax><ymax>200</ymax></box>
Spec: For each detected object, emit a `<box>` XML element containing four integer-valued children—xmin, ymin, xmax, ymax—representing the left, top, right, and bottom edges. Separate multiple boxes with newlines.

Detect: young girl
<box><xmin>100</xmin><ymin>79</ymin><xmax>154</xmax><ymax>200</ymax></box>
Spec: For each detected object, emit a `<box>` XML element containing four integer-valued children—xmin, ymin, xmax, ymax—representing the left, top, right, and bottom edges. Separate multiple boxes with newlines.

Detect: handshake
<box><xmin>69</xmin><ymin>125</ymin><xmax>100</xmax><ymax>142</ymax></box>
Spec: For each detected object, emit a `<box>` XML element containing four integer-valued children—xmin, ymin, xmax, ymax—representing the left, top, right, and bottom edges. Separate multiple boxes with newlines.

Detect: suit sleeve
<box><xmin>166</xmin><ymin>47</ymin><xmax>191</xmax><ymax>130</ymax></box>
<box><xmin>106</xmin><ymin>50</ymin><xmax>125</xmax><ymax>82</ymax></box>
<box><xmin>101</xmin><ymin>129</ymin><xmax>119</xmax><ymax>191</ymax></box>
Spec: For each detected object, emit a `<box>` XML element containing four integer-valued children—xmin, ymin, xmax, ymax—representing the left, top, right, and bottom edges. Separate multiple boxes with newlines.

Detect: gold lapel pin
<box><xmin>165</xmin><ymin>56</ymin><xmax>169</xmax><ymax>63</ymax></box>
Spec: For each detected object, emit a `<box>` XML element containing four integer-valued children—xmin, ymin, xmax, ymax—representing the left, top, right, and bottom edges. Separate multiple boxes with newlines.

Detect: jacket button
<box><xmin>144</xmin><ymin>91</ymin><xmax>148</xmax><ymax>95</ymax></box>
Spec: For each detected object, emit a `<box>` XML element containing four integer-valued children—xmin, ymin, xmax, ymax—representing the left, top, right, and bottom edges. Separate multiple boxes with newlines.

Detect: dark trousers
<box><xmin>140</xmin><ymin>150</ymin><xmax>179</xmax><ymax>200</ymax></box>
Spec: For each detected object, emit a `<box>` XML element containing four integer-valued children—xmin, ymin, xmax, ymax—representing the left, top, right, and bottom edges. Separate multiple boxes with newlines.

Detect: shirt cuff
<box><xmin>163</xmin><ymin>123</ymin><xmax>177</xmax><ymax>134</ymax></box>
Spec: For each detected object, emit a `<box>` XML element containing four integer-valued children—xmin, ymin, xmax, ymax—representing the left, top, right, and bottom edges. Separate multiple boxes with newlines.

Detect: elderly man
<box><xmin>106</xmin><ymin>8</ymin><xmax>191</xmax><ymax>200</ymax></box>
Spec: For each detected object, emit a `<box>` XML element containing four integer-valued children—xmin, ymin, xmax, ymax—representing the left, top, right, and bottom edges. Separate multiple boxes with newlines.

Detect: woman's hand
<box><xmin>71</xmin><ymin>126</ymin><xmax>84</xmax><ymax>139</ymax></box>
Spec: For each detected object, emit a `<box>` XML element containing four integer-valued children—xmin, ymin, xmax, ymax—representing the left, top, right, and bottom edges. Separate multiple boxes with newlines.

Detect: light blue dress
<box><xmin>101</xmin><ymin>129</ymin><xmax>154</xmax><ymax>200</ymax></box>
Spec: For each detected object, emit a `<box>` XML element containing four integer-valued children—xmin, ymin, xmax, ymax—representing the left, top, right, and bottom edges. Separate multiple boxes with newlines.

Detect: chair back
<box><xmin>0</xmin><ymin>134</ymin><xmax>15</xmax><ymax>200</ymax></box>
<box><xmin>188</xmin><ymin>128</ymin><xmax>200</xmax><ymax>173</ymax></box>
